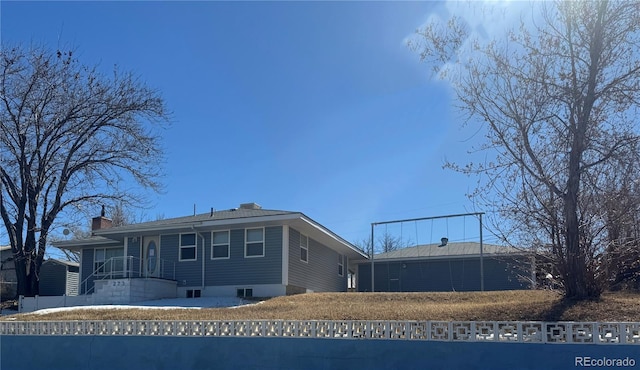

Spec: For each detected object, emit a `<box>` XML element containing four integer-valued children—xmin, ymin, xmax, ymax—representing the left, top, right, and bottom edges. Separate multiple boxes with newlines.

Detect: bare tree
<box><xmin>51</xmin><ymin>203</ymin><xmax>142</xmax><ymax>263</ymax></box>
<box><xmin>411</xmin><ymin>1</ymin><xmax>640</xmax><ymax>299</ymax></box>
<box><xmin>0</xmin><ymin>45</ymin><xmax>169</xmax><ymax>297</ymax></box>
<box><xmin>378</xmin><ymin>232</ymin><xmax>405</xmax><ymax>253</ymax></box>
<box><xmin>110</xmin><ymin>202</ymin><xmax>139</xmax><ymax>227</ymax></box>
<box><xmin>599</xmin><ymin>155</ymin><xmax>640</xmax><ymax>291</ymax></box>
<box><xmin>355</xmin><ymin>232</ymin><xmax>408</xmax><ymax>256</ymax></box>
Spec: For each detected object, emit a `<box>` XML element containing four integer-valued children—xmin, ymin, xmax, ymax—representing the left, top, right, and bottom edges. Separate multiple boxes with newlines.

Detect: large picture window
<box><xmin>180</xmin><ymin>233</ymin><xmax>197</xmax><ymax>261</ymax></box>
<box><xmin>93</xmin><ymin>247</ymin><xmax>124</xmax><ymax>276</ymax></box>
<box><xmin>211</xmin><ymin>230</ymin><xmax>230</xmax><ymax>259</ymax></box>
<box><xmin>245</xmin><ymin>228</ymin><xmax>264</xmax><ymax>257</ymax></box>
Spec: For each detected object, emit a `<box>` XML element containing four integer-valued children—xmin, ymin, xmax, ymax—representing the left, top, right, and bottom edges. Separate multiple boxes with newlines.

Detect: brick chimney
<box><xmin>92</xmin><ymin>205</ymin><xmax>113</xmax><ymax>231</ymax></box>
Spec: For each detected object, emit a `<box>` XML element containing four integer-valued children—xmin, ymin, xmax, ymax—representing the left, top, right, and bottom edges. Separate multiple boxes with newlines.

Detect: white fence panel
<box><xmin>19</xmin><ymin>295</ymin><xmax>91</xmax><ymax>312</ymax></box>
<box><xmin>1</xmin><ymin>319</ymin><xmax>638</xmax><ymax>345</ymax></box>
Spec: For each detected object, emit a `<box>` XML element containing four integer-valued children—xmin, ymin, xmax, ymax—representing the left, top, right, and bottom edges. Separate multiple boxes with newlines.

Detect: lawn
<box><xmin>5</xmin><ymin>290</ymin><xmax>640</xmax><ymax>322</ymax></box>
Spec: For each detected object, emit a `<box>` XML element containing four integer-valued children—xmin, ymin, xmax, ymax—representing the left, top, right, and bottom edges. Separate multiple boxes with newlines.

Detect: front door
<box><xmin>143</xmin><ymin>236</ymin><xmax>160</xmax><ymax>278</ymax></box>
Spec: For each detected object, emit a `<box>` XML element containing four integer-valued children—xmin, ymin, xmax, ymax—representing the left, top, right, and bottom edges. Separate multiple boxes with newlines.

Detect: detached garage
<box><xmin>356</xmin><ymin>242</ymin><xmax>534</xmax><ymax>292</ymax></box>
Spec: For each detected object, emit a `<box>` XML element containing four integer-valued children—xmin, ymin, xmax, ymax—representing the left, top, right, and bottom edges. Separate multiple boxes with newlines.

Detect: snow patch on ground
<box><xmin>27</xmin><ymin>297</ymin><xmax>258</xmax><ymax>315</ymax></box>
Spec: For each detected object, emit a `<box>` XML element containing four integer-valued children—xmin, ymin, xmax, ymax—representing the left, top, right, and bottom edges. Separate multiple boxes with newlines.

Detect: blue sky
<box><xmin>1</xmin><ymin>1</ymin><xmax>511</xmax><ymax>251</ymax></box>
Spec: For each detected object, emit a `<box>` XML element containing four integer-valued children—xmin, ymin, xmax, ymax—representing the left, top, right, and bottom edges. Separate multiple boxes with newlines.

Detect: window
<box><xmin>237</xmin><ymin>288</ymin><xmax>253</xmax><ymax>298</ymax></box>
<box><xmin>94</xmin><ymin>249</ymin><xmax>105</xmax><ymax>273</ymax></box>
<box><xmin>338</xmin><ymin>254</ymin><xmax>344</xmax><ymax>277</ymax></box>
<box><xmin>300</xmin><ymin>234</ymin><xmax>308</xmax><ymax>263</ymax></box>
<box><xmin>93</xmin><ymin>247</ymin><xmax>124</xmax><ymax>275</ymax></box>
<box><xmin>211</xmin><ymin>230</ymin><xmax>230</xmax><ymax>259</ymax></box>
<box><xmin>179</xmin><ymin>233</ymin><xmax>197</xmax><ymax>261</ymax></box>
<box><xmin>245</xmin><ymin>228</ymin><xmax>264</xmax><ymax>257</ymax></box>
<box><xmin>186</xmin><ymin>289</ymin><xmax>201</xmax><ymax>298</ymax></box>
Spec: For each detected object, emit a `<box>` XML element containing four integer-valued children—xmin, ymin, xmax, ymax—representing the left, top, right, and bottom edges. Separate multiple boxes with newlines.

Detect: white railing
<box><xmin>80</xmin><ymin>256</ymin><xmax>176</xmax><ymax>295</ymax></box>
<box><xmin>0</xmin><ymin>320</ymin><xmax>638</xmax><ymax>344</ymax></box>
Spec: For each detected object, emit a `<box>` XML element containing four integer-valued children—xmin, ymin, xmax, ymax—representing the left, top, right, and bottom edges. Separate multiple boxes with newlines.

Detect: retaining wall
<box><xmin>1</xmin><ymin>335</ymin><xmax>638</xmax><ymax>370</ymax></box>
<box><xmin>2</xmin><ymin>320</ymin><xmax>638</xmax><ymax>369</ymax></box>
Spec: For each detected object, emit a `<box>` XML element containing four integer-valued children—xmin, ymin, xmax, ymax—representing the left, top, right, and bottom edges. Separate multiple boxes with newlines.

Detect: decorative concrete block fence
<box><xmin>1</xmin><ymin>320</ymin><xmax>639</xmax><ymax>344</ymax></box>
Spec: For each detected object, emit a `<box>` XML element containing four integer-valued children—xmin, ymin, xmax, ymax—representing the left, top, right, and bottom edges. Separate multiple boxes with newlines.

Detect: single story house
<box><xmin>356</xmin><ymin>242</ymin><xmax>534</xmax><ymax>292</ymax></box>
<box><xmin>39</xmin><ymin>259</ymin><xmax>80</xmax><ymax>296</ymax></box>
<box><xmin>52</xmin><ymin>203</ymin><xmax>368</xmax><ymax>302</ymax></box>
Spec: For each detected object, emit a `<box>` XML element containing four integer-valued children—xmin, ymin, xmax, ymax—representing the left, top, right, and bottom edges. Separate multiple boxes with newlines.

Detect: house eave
<box><xmin>51</xmin><ymin>237</ymin><xmax>121</xmax><ymax>251</ymax></box>
<box><xmin>295</xmin><ymin>215</ymin><xmax>368</xmax><ymax>260</ymax></box>
<box><xmin>93</xmin><ymin>213</ymin><xmax>304</xmax><ymax>239</ymax></box>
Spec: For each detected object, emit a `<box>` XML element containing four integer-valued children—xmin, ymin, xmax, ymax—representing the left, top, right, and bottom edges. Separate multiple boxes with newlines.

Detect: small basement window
<box><xmin>237</xmin><ymin>288</ymin><xmax>253</xmax><ymax>298</ymax></box>
<box><xmin>186</xmin><ymin>289</ymin><xmax>201</xmax><ymax>298</ymax></box>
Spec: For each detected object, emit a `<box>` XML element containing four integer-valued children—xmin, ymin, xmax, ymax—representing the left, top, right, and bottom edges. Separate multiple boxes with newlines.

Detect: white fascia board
<box><xmin>51</xmin><ymin>237</ymin><xmax>121</xmax><ymax>250</ymax></box>
<box><xmin>298</xmin><ymin>215</ymin><xmax>369</xmax><ymax>259</ymax></box>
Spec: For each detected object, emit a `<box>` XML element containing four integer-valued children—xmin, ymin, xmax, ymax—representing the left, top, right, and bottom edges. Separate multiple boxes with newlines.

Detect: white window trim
<box><xmin>93</xmin><ymin>248</ymin><xmax>106</xmax><ymax>275</ymax></box>
<box><xmin>211</xmin><ymin>230</ymin><xmax>230</xmax><ymax>260</ymax></box>
<box><xmin>244</xmin><ymin>227</ymin><xmax>265</xmax><ymax>258</ymax></box>
<box><xmin>338</xmin><ymin>254</ymin><xmax>344</xmax><ymax>277</ymax></box>
<box><xmin>179</xmin><ymin>232</ymin><xmax>197</xmax><ymax>262</ymax></box>
<box><xmin>93</xmin><ymin>247</ymin><xmax>124</xmax><ymax>276</ymax></box>
<box><xmin>300</xmin><ymin>234</ymin><xmax>309</xmax><ymax>263</ymax></box>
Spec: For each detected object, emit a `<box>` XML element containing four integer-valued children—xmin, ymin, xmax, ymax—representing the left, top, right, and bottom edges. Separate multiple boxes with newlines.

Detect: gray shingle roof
<box><xmin>371</xmin><ymin>242</ymin><xmax>524</xmax><ymax>260</ymax></box>
<box><xmin>95</xmin><ymin>208</ymin><xmax>296</xmax><ymax>234</ymax></box>
<box><xmin>44</xmin><ymin>258</ymin><xmax>79</xmax><ymax>267</ymax></box>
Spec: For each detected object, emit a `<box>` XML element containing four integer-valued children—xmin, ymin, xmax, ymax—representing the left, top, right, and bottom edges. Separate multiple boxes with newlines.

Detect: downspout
<box><xmin>192</xmin><ymin>226</ymin><xmax>207</xmax><ymax>291</ymax></box>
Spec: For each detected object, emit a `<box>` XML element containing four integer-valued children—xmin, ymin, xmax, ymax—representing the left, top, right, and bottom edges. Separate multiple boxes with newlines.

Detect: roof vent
<box><xmin>239</xmin><ymin>202</ymin><xmax>262</xmax><ymax>210</ymax></box>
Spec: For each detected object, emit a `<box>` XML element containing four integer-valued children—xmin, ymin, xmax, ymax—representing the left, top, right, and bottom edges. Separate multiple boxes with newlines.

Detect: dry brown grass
<box><xmin>5</xmin><ymin>290</ymin><xmax>640</xmax><ymax>322</ymax></box>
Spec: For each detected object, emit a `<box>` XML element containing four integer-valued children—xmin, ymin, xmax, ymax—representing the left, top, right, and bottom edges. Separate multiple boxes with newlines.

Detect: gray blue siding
<box><xmin>161</xmin><ymin>227</ymin><xmax>282</xmax><ymax>287</ymax></box>
<box><xmin>357</xmin><ymin>256</ymin><xmax>531</xmax><ymax>292</ymax></box>
<box><xmin>39</xmin><ymin>261</ymin><xmax>79</xmax><ymax>296</ymax></box>
<box><xmin>204</xmin><ymin>227</ymin><xmax>282</xmax><ymax>286</ymax></box>
<box><xmin>161</xmin><ymin>234</ymin><xmax>202</xmax><ymax>286</ymax></box>
<box><xmin>39</xmin><ymin>262</ymin><xmax>66</xmax><ymax>296</ymax></box>
<box><xmin>288</xmin><ymin>228</ymin><xmax>347</xmax><ymax>292</ymax></box>
<box><xmin>127</xmin><ymin>237</ymin><xmax>141</xmax><ymax>277</ymax></box>
<box><xmin>80</xmin><ymin>249</ymin><xmax>94</xmax><ymax>295</ymax></box>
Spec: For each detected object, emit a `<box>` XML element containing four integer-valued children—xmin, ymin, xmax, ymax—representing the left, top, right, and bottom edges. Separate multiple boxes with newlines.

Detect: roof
<box><xmin>52</xmin><ymin>206</ymin><xmax>369</xmax><ymax>260</ymax></box>
<box><xmin>95</xmin><ymin>208</ymin><xmax>295</xmax><ymax>234</ymax></box>
<box><xmin>43</xmin><ymin>259</ymin><xmax>79</xmax><ymax>267</ymax></box>
<box><xmin>50</xmin><ymin>235</ymin><xmax>122</xmax><ymax>248</ymax></box>
<box><xmin>360</xmin><ymin>242</ymin><xmax>526</xmax><ymax>262</ymax></box>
